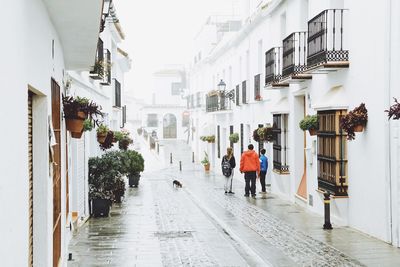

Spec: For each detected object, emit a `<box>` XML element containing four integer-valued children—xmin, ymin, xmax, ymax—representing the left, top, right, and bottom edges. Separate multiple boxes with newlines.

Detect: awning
<box><xmin>271</xmin><ymin>97</ymin><xmax>289</xmax><ymax>114</ymax></box>
<box><xmin>313</xmin><ymin>86</ymin><xmax>348</xmax><ymax>111</ymax></box>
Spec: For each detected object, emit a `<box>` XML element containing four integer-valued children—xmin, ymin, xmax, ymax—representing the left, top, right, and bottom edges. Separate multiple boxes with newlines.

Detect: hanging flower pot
<box><xmin>97</xmin><ymin>133</ymin><xmax>107</xmax><ymax>143</ymax></box>
<box><xmin>308</xmin><ymin>128</ymin><xmax>317</xmax><ymax>136</ymax></box>
<box><xmin>204</xmin><ymin>163</ymin><xmax>210</xmax><ymax>171</ymax></box>
<box><xmin>71</xmin><ymin>130</ymin><xmax>84</xmax><ymax>139</ymax></box>
<box><xmin>66</xmin><ymin>118</ymin><xmax>84</xmax><ymax>133</ymax></box>
<box><xmin>353</xmin><ymin>124</ymin><xmax>364</xmax><ymax>132</ymax></box>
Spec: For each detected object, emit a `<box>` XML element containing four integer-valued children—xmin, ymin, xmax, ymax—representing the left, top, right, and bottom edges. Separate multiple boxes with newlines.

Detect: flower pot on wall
<box><xmin>204</xmin><ymin>164</ymin><xmax>210</xmax><ymax>171</ymax></box>
<box><xmin>308</xmin><ymin>129</ymin><xmax>317</xmax><ymax>136</ymax></box>
<box><xmin>353</xmin><ymin>125</ymin><xmax>364</xmax><ymax>132</ymax></box>
<box><xmin>66</xmin><ymin>118</ymin><xmax>84</xmax><ymax>133</ymax></box>
<box><xmin>71</xmin><ymin>130</ymin><xmax>84</xmax><ymax>139</ymax></box>
<box><xmin>97</xmin><ymin>133</ymin><xmax>107</xmax><ymax>143</ymax></box>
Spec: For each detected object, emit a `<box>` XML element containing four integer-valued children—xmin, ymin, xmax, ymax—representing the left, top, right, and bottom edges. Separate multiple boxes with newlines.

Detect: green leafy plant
<box><xmin>340</xmin><ymin>103</ymin><xmax>368</xmax><ymax>140</ymax></box>
<box><xmin>200</xmin><ymin>136</ymin><xmax>207</xmax><ymax>142</ymax></box>
<box><xmin>385</xmin><ymin>98</ymin><xmax>400</xmax><ymax>120</ymax></box>
<box><xmin>99</xmin><ymin>131</ymin><xmax>114</xmax><ymax>150</ymax></box>
<box><xmin>206</xmin><ymin>135</ymin><xmax>215</xmax><ymax>143</ymax></box>
<box><xmin>299</xmin><ymin>115</ymin><xmax>319</xmax><ymax>131</ymax></box>
<box><xmin>62</xmin><ymin>95</ymin><xmax>103</xmax><ymax>124</ymax></box>
<box><xmin>83</xmin><ymin>119</ymin><xmax>94</xmax><ymax>132</ymax></box>
<box><xmin>229</xmin><ymin>133</ymin><xmax>239</xmax><ymax>143</ymax></box>
<box><xmin>97</xmin><ymin>124</ymin><xmax>109</xmax><ymax>135</ymax></box>
<box><xmin>253</xmin><ymin>126</ymin><xmax>274</xmax><ymax>142</ymax></box>
<box><xmin>120</xmin><ymin>150</ymin><xmax>145</xmax><ymax>178</ymax></box>
<box><xmin>201</xmin><ymin>152</ymin><xmax>210</xmax><ymax>165</ymax></box>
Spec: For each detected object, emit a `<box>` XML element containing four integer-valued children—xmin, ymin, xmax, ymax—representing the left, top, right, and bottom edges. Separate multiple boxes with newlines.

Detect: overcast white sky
<box><xmin>116</xmin><ymin>0</ymin><xmax>241</xmax><ymax>103</ymax></box>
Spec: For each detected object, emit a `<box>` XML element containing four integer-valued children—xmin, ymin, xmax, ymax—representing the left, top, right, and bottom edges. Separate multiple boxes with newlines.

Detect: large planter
<box><xmin>114</xmin><ymin>192</ymin><xmax>124</xmax><ymax>203</ymax></box>
<box><xmin>129</xmin><ymin>174</ymin><xmax>140</xmax><ymax>187</ymax></box>
<box><xmin>354</xmin><ymin>125</ymin><xmax>364</xmax><ymax>132</ymax></box>
<box><xmin>92</xmin><ymin>199</ymin><xmax>111</xmax><ymax>217</ymax></box>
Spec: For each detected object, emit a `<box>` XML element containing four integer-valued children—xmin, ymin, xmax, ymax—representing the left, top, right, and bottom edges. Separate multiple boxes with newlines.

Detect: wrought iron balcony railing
<box><xmin>282</xmin><ymin>32</ymin><xmax>307</xmax><ymax>78</ymax></box>
<box><xmin>206</xmin><ymin>90</ymin><xmax>234</xmax><ymax>112</ymax></box>
<box><xmin>307</xmin><ymin>9</ymin><xmax>349</xmax><ymax>67</ymax></box>
<box><xmin>265</xmin><ymin>47</ymin><xmax>283</xmax><ymax>86</ymax></box>
<box><xmin>90</xmin><ymin>39</ymin><xmax>104</xmax><ymax>80</ymax></box>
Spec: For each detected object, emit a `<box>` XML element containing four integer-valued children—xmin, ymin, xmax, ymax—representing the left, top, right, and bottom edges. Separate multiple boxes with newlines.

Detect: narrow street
<box><xmin>68</xmin><ymin>139</ymin><xmax>400</xmax><ymax>267</ymax></box>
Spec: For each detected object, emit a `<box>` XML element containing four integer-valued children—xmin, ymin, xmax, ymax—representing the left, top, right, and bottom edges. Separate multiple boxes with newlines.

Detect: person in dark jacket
<box><xmin>221</xmin><ymin>147</ymin><xmax>236</xmax><ymax>194</ymax></box>
<box><xmin>259</xmin><ymin>149</ymin><xmax>268</xmax><ymax>193</ymax></box>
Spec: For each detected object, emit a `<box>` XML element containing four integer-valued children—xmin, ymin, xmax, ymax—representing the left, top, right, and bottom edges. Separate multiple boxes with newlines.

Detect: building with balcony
<box><xmin>188</xmin><ymin>0</ymin><xmax>400</xmax><ymax>247</ymax></box>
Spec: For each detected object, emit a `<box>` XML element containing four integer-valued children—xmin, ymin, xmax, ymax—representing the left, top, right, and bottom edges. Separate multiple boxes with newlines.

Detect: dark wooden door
<box><xmin>51</xmin><ymin>79</ymin><xmax>61</xmax><ymax>267</ymax></box>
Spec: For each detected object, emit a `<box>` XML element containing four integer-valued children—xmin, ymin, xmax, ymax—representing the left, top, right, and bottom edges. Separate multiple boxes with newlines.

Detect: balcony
<box><xmin>90</xmin><ymin>39</ymin><xmax>105</xmax><ymax>80</ymax></box>
<box><xmin>306</xmin><ymin>9</ymin><xmax>349</xmax><ymax>73</ymax></box>
<box><xmin>42</xmin><ymin>0</ymin><xmax>103</xmax><ymax>70</ymax></box>
<box><xmin>265</xmin><ymin>47</ymin><xmax>289</xmax><ymax>88</ymax></box>
<box><xmin>206</xmin><ymin>91</ymin><xmax>234</xmax><ymax>112</ymax></box>
<box><xmin>281</xmin><ymin>32</ymin><xmax>312</xmax><ymax>82</ymax></box>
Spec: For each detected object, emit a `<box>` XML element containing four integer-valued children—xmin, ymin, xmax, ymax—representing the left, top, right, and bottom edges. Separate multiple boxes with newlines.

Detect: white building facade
<box><xmin>0</xmin><ymin>0</ymin><xmax>131</xmax><ymax>266</ymax></box>
<box><xmin>188</xmin><ymin>0</ymin><xmax>400</xmax><ymax>246</ymax></box>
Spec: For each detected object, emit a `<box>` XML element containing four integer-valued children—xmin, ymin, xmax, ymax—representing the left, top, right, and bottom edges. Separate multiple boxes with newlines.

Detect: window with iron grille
<box><xmin>254</xmin><ymin>74</ymin><xmax>261</xmax><ymax>100</ymax></box>
<box><xmin>242</xmin><ymin>81</ymin><xmax>247</xmax><ymax>104</ymax></box>
<box><xmin>240</xmin><ymin>123</ymin><xmax>244</xmax><ymax>154</ymax></box>
<box><xmin>229</xmin><ymin>125</ymin><xmax>234</xmax><ymax>148</ymax></box>
<box><xmin>147</xmin><ymin>114</ymin><xmax>158</xmax><ymax>127</ymax></box>
<box><xmin>236</xmin><ymin>85</ymin><xmax>240</xmax><ymax>106</ymax></box>
<box><xmin>217</xmin><ymin>125</ymin><xmax>220</xmax><ymax>158</ymax></box>
<box><xmin>114</xmin><ymin>79</ymin><xmax>121</xmax><ymax>107</ymax></box>
<box><xmin>273</xmin><ymin>114</ymin><xmax>289</xmax><ymax>173</ymax></box>
<box><xmin>121</xmin><ymin>105</ymin><xmax>127</xmax><ymax>128</ymax></box>
<box><xmin>317</xmin><ymin>110</ymin><xmax>348</xmax><ymax>196</ymax></box>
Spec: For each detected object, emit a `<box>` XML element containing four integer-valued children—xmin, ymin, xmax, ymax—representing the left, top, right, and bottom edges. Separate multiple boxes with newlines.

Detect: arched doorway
<box><xmin>163</xmin><ymin>113</ymin><xmax>177</xmax><ymax>139</ymax></box>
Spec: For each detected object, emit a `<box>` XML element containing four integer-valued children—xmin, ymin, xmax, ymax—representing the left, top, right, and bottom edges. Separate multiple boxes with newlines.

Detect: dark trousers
<box><xmin>260</xmin><ymin>171</ymin><xmax>267</xmax><ymax>192</ymax></box>
<box><xmin>244</xmin><ymin>171</ymin><xmax>257</xmax><ymax>196</ymax></box>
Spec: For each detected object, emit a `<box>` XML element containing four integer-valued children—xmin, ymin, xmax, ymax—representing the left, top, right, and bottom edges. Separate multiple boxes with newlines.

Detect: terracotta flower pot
<box><xmin>71</xmin><ymin>130</ymin><xmax>83</xmax><ymax>139</ymax></box>
<box><xmin>97</xmin><ymin>133</ymin><xmax>107</xmax><ymax>143</ymax></box>
<box><xmin>354</xmin><ymin>125</ymin><xmax>364</xmax><ymax>132</ymax></box>
<box><xmin>204</xmin><ymin>164</ymin><xmax>210</xmax><ymax>171</ymax></box>
<box><xmin>308</xmin><ymin>129</ymin><xmax>317</xmax><ymax>136</ymax></box>
<box><xmin>77</xmin><ymin>111</ymin><xmax>87</xmax><ymax>120</ymax></box>
<box><xmin>66</xmin><ymin>118</ymin><xmax>84</xmax><ymax>133</ymax></box>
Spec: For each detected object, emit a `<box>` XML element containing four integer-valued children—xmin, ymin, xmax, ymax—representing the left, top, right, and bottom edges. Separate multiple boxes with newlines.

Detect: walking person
<box><xmin>240</xmin><ymin>144</ymin><xmax>260</xmax><ymax>198</ymax></box>
<box><xmin>259</xmin><ymin>148</ymin><xmax>268</xmax><ymax>194</ymax></box>
<box><xmin>221</xmin><ymin>147</ymin><xmax>236</xmax><ymax>194</ymax></box>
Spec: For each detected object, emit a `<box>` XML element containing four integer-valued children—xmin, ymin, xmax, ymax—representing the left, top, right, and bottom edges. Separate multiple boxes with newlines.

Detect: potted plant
<box><xmin>200</xmin><ymin>136</ymin><xmax>207</xmax><ymax>142</ymax></box>
<box><xmin>119</xmin><ymin>150</ymin><xmax>145</xmax><ymax>187</ymax></box>
<box><xmin>255</xmin><ymin>94</ymin><xmax>263</xmax><ymax>101</ymax></box>
<box><xmin>89</xmin><ymin>154</ymin><xmax>123</xmax><ymax>217</ymax></box>
<box><xmin>340</xmin><ymin>103</ymin><xmax>368</xmax><ymax>140</ymax></box>
<box><xmin>113</xmin><ymin>177</ymin><xmax>126</xmax><ymax>203</ymax></box>
<box><xmin>97</xmin><ymin>124</ymin><xmax>109</xmax><ymax>143</ymax></box>
<box><xmin>299</xmin><ymin>115</ymin><xmax>319</xmax><ymax>136</ymax></box>
<box><xmin>63</xmin><ymin>95</ymin><xmax>103</xmax><ymax>138</ymax></box>
<box><xmin>206</xmin><ymin>135</ymin><xmax>215</xmax><ymax>143</ymax></box>
<box><xmin>115</xmin><ymin>130</ymin><xmax>133</xmax><ymax>150</ymax></box>
<box><xmin>201</xmin><ymin>152</ymin><xmax>210</xmax><ymax>171</ymax></box>
<box><xmin>137</xmin><ymin>128</ymin><xmax>143</xmax><ymax>135</ymax></box>
<box><xmin>385</xmin><ymin>98</ymin><xmax>400</xmax><ymax>120</ymax></box>
<box><xmin>229</xmin><ymin>133</ymin><xmax>239</xmax><ymax>144</ymax></box>
<box><xmin>253</xmin><ymin>126</ymin><xmax>274</xmax><ymax>143</ymax></box>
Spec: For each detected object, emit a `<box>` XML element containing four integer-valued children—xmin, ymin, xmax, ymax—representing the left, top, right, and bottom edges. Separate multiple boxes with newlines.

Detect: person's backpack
<box><xmin>222</xmin><ymin>156</ymin><xmax>232</xmax><ymax>177</ymax></box>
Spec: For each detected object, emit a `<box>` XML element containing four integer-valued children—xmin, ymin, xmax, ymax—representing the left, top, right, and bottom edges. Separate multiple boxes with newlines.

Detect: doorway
<box><xmin>163</xmin><ymin>113</ymin><xmax>177</xmax><ymax>139</ymax></box>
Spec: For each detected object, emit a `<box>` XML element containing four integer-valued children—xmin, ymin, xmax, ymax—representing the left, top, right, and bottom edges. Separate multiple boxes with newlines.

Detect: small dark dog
<box><xmin>173</xmin><ymin>180</ymin><xmax>183</xmax><ymax>188</ymax></box>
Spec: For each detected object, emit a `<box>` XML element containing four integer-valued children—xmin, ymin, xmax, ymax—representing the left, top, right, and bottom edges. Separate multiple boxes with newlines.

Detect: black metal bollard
<box><xmin>157</xmin><ymin>143</ymin><xmax>159</xmax><ymax>154</ymax></box>
<box><xmin>68</xmin><ymin>253</ymin><xmax>73</xmax><ymax>261</ymax></box>
<box><xmin>192</xmin><ymin>152</ymin><xmax>195</xmax><ymax>163</ymax></box>
<box><xmin>170</xmin><ymin>153</ymin><xmax>173</xmax><ymax>164</ymax></box>
<box><xmin>323</xmin><ymin>192</ymin><xmax>333</xmax><ymax>230</ymax></box>
<box><xmin>179</xmin><ymin>161</ymin><xmax>182</xmax><ymax>171</ymax></box>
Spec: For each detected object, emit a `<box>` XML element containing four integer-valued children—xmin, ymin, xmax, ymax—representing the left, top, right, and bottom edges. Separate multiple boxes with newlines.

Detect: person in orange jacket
<box><xmin>240</xmin><ymin>144</ymin><xmax>260</xmax><ymax>198</ymax></box>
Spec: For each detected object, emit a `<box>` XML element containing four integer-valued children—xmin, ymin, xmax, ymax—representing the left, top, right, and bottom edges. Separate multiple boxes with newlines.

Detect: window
<box><xmin>217</xmin><ymin>125</ymin><xmax>221</xmax><ymax>158</ymax></box>
<box><xmin>240</xmin><ymin>123</ymin><xmax>244</xmax><ymax>154</ymax></box>
<box><xmin>242</xmin><ymin>81</ymin><xmax>247</xmax><ymax>104</ymax></box>
<box><xmin>147</xmin><ymin>114</ymin><xmax>158</xmax><ymax>127</ymax></box>
<box><xmin>236</xmin><ymin>85</ymin><xmax>240</xmax><ymax>106</ymax></box>
<box><xmin>171</xmin><ymin>82</ymin><xmax>182</xmax><ymax>95</ymax></box>
<box><xmin>182</xmin><ymin>112</ymin><xmax>190</xmax><ymax>127</ymax></box>
<box><xmin>254</xmin><ymin>74</ymin><xmax>261</xmax><ymax>100</ymax></box>
<box><xmin>273</xmin><ymin>114</ymin><xmax>289</xmax><ymax>173</ymax></box>
<box><xmin>196</xmin><ymin>92</ymin><xmax>201</xmax><ymax>107</ymax></box>
<box><xmin>317</xmin><ymin>110</ymin><xmax>348</xmax><ymax>196</ymax></box>
<box><xmin>114</xmin><ymin>79</ymin><xmax>121</xmax><ymax>107</ymax></box>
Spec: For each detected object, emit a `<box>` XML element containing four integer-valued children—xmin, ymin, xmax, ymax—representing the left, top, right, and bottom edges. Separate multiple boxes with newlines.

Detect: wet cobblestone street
<box><xmin>68</xmin><ymin>140</ymin><xmax>400</xmax><ymax>267</ymax></box>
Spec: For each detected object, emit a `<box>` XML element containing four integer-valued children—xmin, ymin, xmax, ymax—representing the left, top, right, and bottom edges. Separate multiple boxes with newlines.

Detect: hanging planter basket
<box><xmin>353</xmin><ymin>124</ymin><xmax>364</xmax><ymax>132</ymax></box>
<box><xmin>97</xmin><ymin>133</ymin><xmax>107</xmax><ymax>143</ymax></box>
<box><xmin>66</xmin><ymin>118</ymin><xmax>84</xmax><ymax>133</ymax></box>
<box><xmin>204</xmin><ymin>163</ymin><xmax>210</xmax><ymax>171</ymax></box>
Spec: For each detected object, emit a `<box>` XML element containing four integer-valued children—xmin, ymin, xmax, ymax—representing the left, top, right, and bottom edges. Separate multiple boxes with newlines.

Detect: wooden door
<box><xmin>28</xmin><ymin>92</ymin><xmax>34</xmax><ymax>267</ymax></box>
<box><xmin>297</xmin><ymin>96</ymin><xmax>307</xmax><ymax>199</ymax></box>
<box><xmin>51</xmin><ymin>79</ymin><xmax>61</xmax><ymax>267</ymax></box>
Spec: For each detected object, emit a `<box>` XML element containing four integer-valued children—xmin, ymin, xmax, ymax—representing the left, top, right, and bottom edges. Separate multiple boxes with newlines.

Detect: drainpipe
<box><xmin>386</xmin><ymin>0</ymin><xmax>394</xmax><ymax>245</ymax></box>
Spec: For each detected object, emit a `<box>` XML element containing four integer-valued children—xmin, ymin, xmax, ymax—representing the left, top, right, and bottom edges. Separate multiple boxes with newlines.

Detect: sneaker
<box><xmin>228</xmin><ymin>191</ymin><xmax>235</xmax><ymax>194</ymax></box>
<box><xmin>244</xmin><ymin>194</ymin><xmax>249</xmax><ymax>197</ymax></box>
<box><xmin>225</xmin><ymin>191</ymin><xmax>228</xmax><ymax>194</ymax></box>
<box><xmin>252</xmin><ymin>194</ymin><xmax>257</xmax><ymax>198</ymax></box>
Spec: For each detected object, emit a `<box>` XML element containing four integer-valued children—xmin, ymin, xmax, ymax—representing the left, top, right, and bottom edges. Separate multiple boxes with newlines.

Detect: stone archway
<box><xmin>163</xmin><ymin>113</ymin><xmax>177</xmax><ymax>139</ymax></box>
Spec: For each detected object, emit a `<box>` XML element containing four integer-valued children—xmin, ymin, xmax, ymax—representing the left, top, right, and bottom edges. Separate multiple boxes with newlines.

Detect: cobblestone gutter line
<box><xmin>151</xmin><ymin>181</ymin><xmax>219</xmax><ymax>267</ymax></box>
<box><xmin>207</xmin><ymin>189</ymin><xmax>365</xmax><ymax>267</ymax></box>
